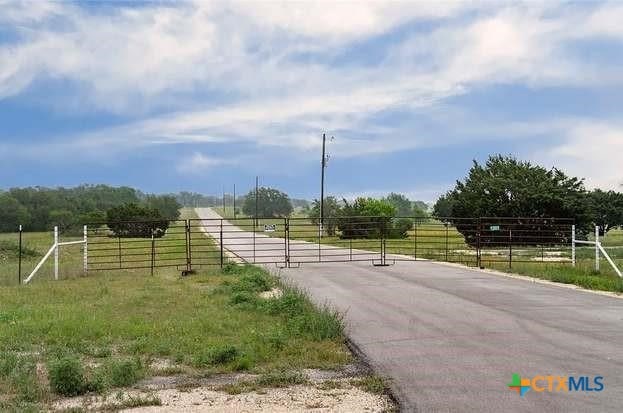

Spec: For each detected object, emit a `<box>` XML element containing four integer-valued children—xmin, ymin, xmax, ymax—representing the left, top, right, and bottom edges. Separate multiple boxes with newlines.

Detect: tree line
<box><xmin>0</xmin><ymin>185</ymin><xmax>181</xmax><ymax>233</ymax></box>
<box><xmin>433</xmin><ymin>155</ymin><xmax>623</xmax><ymax>241</ymax></box>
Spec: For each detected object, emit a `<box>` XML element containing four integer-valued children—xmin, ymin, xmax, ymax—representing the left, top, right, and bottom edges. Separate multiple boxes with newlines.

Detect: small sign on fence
<box><xmin>489</xmin><ymin>225</ymin><xmax>501</xmax><ymax>231</ymax></box>
<box><xmin>264</xmin><ymin>224</ymin><xmax>276</xmax><ymax>232</ymax></box>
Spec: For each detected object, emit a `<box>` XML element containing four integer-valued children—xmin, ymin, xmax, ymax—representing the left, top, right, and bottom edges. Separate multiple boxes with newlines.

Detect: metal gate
<box><xmin>85</xmin><ymin>216</ymin><xmax>574</xmax><ymax>273</ymax></box>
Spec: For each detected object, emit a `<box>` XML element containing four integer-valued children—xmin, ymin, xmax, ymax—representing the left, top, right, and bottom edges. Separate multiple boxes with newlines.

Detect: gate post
<box><xmin>54</xmin><ymin>226</ymin><xmax>59</xmax><ymax>280</ymax></box>
<box><xmin>595</xmin><ymin>226</ymin><xmax>600</xmax><ymax>272</ymax></box>
<box><xmin>83</xmin><ymin>225</ymin><xmax>88</xmax><ymax>274</ymax></box>
<box><xmin>571</xmin><ymin>225</ymin><xmax>576</xmax><ymax>267</ymax></box>
<box><xmin>220</xmin><ymin>219</ymin><xmax>224</xmax><ymax>268</ymax></box>
<box><xmin>18</xmin><ymin>225</ymin><xmax>23</xmax><ymax>284</ymax></box>
<box><xmin>150</xmin><ymin>231</ymin><xmax>155</xmax><ymax>276</ymax></box>
<box><xmin>284</xmin><ymin>218</ymin><xmax>290</xmax><ymax>268</ymax></box>
<box><xmin>509</xmin><ymin>228</ymin><xmax>512</xmax><ymax>269</ymax></box>
<box><xmin>185</xmin><ymin>220</ymin><xmax>192</xmax><ymax>272</ymax></box>
<box><xmin>381</xmin><ymin>217</ymin><xmax>387</xmax><ymax>266</ymax></box>
<box><xmin>445</xmin><ymin>222</ymin><xmax>449</xmax><ymax>262</ymax></box>
<box><xmin>477</xmin><ymin>218</ymin><xmax>482</xmax><ymax>268</ymax></box>
<box><xmin>413</xmin><ymin>219</ymin><xmax>418</xmax><ymax>261</ymax></box>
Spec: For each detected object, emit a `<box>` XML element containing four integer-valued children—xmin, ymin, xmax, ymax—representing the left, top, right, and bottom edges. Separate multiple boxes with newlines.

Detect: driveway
<box><xmin>196</xmin><ymin>209</ymin><xmax>623</xmax><ymax>412</ymax></box>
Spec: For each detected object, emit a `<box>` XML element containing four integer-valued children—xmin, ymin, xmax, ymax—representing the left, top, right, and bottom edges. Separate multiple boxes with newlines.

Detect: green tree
<box><xmin>144</xmin><ymin>195</ymin><xmax>181</xmax><ymax>220</ymax></box>
<box><xmin>438</xmin><ymin>155</ymin><xmax>591</xmax><ymax>243</ymax></box>
<box><xmin>309</xmin><ymin>196</ymin><xmax>341</xmax><ymax>236</ymax></box>
<box><xmin>242</xmin><ymin>187</ymin><xmax>293</xmax><ymax>218</ymax></box>
<box><xmin>384</xmin><ymin>193</ymin><xmax>413</xmax><ymax>217</ymax></box>
<box><xmin>338</xmin><ymin>197</ymin><xmax>397</xmax><ymax>239</ymax></box>
<box><xmin>49</xmin><ymin>209</ymin><xmax>76</xmax><ymax>231</ymax></box>
<box><xmin>0</xmin><ymin>194</ymin><xmax>31</xmax><ymax>232</ymax></box>
<box><xmin>433</xmin><ymin>193</ymin><xmax>456</xmax><ymax>217</ymax></box>
<box><xmin>589</xmin><ymin>189</ymin><xmax>623</xmax><ymax>235</ymax></box>
<box><xmin>106</xmin><ymin>203</ymin><xmax>170</xmax><ymax>238</ymax></box>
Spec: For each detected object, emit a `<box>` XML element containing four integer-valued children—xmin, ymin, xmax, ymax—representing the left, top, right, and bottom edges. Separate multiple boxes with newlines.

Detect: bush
<box><xmin>193</xmin><ymin>345</ymin><xmax>240</xmax><ymax>367</ymax></box>
<box><xmin>264</xmin><ymin>287</ymin><xmax>344</xmax><ymax>341</ymax></box>
<box><xmin>288</xmin><ymin>307</ymin><xmax>344</xmax><ymax>341</ymax></box>
<box><xmin>48</xmin><ymin>356</ymin><xmax>86</xmax><ymax>396</ymax></box>
<box><xmin>106</xmin><ymin>203</ymin><xmax>170</xmax><ymax>238</ymax></box>
<box><xmin>107</xmin><ymin>359</ymin><xmax>143</xmax><ymax>387</ymax></box>
<box><xmin>229</xmin><ymin>291</ymin><xmax>257</xmax><ymax>306</ymax></box>
<box><xmin>264</xmin><ymin>289</ymin><xmax>309</xmax><ymax>316</ymax></box>
<box><xmin>233</xmin><ymin>271</ymin><xmax>272</xmax><ymax>293</ymax></box>
<box><xmin>390</xmin><ymin>218</ymin><xmax>413</xmax><ymax>239</ymax></box>
<box><xmin>0</xmin><ymin>241</ymin><xmax>38</xmax><ymax>260</ymax></box>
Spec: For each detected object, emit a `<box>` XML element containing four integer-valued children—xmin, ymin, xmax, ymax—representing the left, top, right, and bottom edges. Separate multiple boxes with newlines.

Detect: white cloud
<box><xmin>177</xmin><ymin>152</ymin><xmax>238</xmax><ymax>173</ymax></box>
<box><xmin>2</xmin><ymin>0</ymin><xmax>623</xmax><ymax>191</ymax></box>
<box><xmin>537</xmin><ymin>121</ymin><xmax>623</xmax><ymax>190</ymax></box>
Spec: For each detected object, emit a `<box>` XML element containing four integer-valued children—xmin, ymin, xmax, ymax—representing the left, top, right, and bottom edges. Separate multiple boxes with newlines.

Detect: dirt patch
<box><xmin>52</xmin><ymin>365</ymin><xmax>393</xmax><ymax>412</ymax></box>
<box><xmin>54</xmin><ymin>382</ymin><xmax>392</xmax><ymax>412</ymax></box>
<box><xmin>259</xmin><ymin>288</ymin><xmax>283</xmax><ymax>299</ymax></box>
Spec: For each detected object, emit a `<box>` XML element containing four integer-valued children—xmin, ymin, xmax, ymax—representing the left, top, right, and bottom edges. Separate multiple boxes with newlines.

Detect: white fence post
<box><xmin>83</xmin><ymin>225</ymin><xmax>88</xmax><ymax>274</ymax></box>
<box><xmin>595</xmin><ymin>226</ymin><xmax>600</xmax><ymax>272</ymax></box>
<box><xmin>54</xmin><ymin>226</ymin><xmax>59</xmax><ymax>280</ymax></box>
<box><xmin>571</xmin><ymin>225</ymin><xmax>576</xmax><ymax>267</ymax></box>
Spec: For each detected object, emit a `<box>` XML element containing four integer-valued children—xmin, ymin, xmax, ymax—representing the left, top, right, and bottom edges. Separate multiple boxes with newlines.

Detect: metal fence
<box><xmin>82</xmin><ymin>216</ymin><xmax>574</xmax><ymax>273</ymax></box>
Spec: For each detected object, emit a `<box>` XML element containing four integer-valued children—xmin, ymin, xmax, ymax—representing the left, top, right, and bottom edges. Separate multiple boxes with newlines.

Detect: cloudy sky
<box><xmin>1</xmin><ymin>0</ymin><xmax>622</xmax><ymax>201</ymax></box>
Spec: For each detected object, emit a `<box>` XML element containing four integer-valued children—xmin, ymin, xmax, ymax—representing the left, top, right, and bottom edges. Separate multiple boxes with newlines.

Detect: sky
<box><xmin>0</xmin><ymin>0</ymin><xmax>622</xmax><ymax>202</ymax></box>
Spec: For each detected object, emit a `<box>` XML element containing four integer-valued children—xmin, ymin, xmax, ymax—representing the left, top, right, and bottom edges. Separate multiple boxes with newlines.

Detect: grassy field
<box><xmin>0</xmin><ymin>263</ymin><xmax>350</xmax><ymax>411</ymax></box>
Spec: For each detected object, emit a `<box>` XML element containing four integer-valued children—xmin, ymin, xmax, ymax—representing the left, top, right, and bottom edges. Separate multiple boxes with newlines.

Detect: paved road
<box><xmin>196</xmin><ymin>209</ymin><xmax>623</xmax><ymax>412</ymax></box>
<box><xmin>195</xmin><ymin>208</ymin><xmax>379</xmax><ymax>264</ymax></box>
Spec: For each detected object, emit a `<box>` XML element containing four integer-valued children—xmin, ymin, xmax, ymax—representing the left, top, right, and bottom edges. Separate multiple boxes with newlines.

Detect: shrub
<box><xmin>107</xmin><ymin>359</ymin><xmax>143</xmax><ymax>387</ymax></box>
<box><xmin>233</xmin><ymin>271</ymin><xmax>272</xmax><ymax>293</ymax></box>
<box><xmin>229</xmin><ymin>291</ymin><xmax>257</xmax><ymax>306</ymax></box>
<box><xmin>48</xmin><ymin>356</ymin><xmax>86</xmax><ymax>396</ymax></box>
<box><xmin>209</xmin><ymin>345</ymin><xmax>240</xmax><ymax>365</ymax></box>
<box><xmin>390</xmin><ymin>218</ymin><xmax>413</xmax><ymax>239</ymax></box>
<box><xmin>289</xmin><ymin>307</ymin><xmax>344</xmax><ymax>341</ymax></box>
<box><xmin>255</xmin><ymin>371</ymin><xmax>307</xmax><ymax>388</ymax></box>
<box><xmin>193</xmin><ymin>345</ymin><xmax>240</xmax><ymax>367</ymax></box>
<box><xmin>106</xmin><ymin>203</ymin><xmax>169</xmax><ymax>238</ymax></box>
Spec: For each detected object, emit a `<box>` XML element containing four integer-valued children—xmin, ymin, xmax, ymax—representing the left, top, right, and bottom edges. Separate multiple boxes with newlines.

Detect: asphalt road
<box><xmin>196</xmin><ymin>209</ymin><xmax>623</xmax><ymax>412</ymax></box>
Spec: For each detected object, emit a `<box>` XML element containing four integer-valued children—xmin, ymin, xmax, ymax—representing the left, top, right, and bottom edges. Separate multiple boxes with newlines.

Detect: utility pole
<box><xmin>255</xmin><ymin>176</ymin><xmax>259</xmax><ymax>226</ymax></box>
<box><xmin>319</xmin><ymin>134</ymin><xmax>333</xmax><ymax>237</ymax></box>
<box><xmin>320</xmin><ymin>133</ymin><xmax>326</xmax><ymax>237</ymax></box>
<box><xmin>222</xmin><ymin>188</ymin><xmax>225</xmax><ymax>214</ymax></box>
<box><xmin>233</xmin><ymin>184</ymin><xmax>236</xmax><ymax>219</ymax></box>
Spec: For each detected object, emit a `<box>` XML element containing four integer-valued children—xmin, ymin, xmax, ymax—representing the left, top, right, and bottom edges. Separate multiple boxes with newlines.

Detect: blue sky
<box><xmin>1</xmin><ymin>0</ymin><xmax>622</xmax><ymax>202</ymax></box>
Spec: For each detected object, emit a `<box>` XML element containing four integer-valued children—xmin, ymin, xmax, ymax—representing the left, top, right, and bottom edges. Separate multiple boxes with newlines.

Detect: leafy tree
<box><xmin>589</xmin><ymin>189</ymin><xmax>623</xmax><ymax>235</ymax></box>
<box><xmin>242</xmin><ymin>187</ymin><xmax>293</xmax><ymax>218</ymax></box>
<box><xmin>437</xmin><ymin>155</ymin><xmax>591</xmax><ymax>244</ymax></box>
<box><xmin>309</xmin><ymin>196</ymin><xmax>341</xmax><ymax>236</ymax></box>
<box><xmin>0</xmin><ymin>194</ymin><xmax>30</xmax><ymax>232</ymax></box>
<box><xmin>384</xmin><ymin>193</ymin><xmax>413</xmax><ymax>217</ymax></box>
<box><xmin>433</xmin><ymin>193</ymin><xmax>456</xmax><ymax>217</ymax></box>
<box><xmin>413</xmin><ymin>201</ymin><xmax>429</xmax><ymax>213</ymax></box>
<box><xmin>49</xmin><ymin>209</ymin><xmax>76</xmax><ymax>231</ymax></box>
<box><xmin>338</xmin><ymin>198</ymin><xmax>398</xmax><ymax>239</ymax></box>
<box><xmin>144</xmin><ymin>195</ymin><xmax>182</xmax><ymax>220</ymax></box>
<box><xmin>106</xmin><ymin>203</ymin><xmax>170</xmax><ymax>238</ymax></box>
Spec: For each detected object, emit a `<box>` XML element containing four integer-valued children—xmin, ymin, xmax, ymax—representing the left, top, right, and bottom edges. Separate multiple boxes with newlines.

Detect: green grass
<box><xmin>0</xmin><ymin>263</ymin><xmax>349</xmax><ymax>410</ymax></box>
<box><xmin>489</xmin><ymin>261</ymin><xmax>623</xmax><ymax>293</ymax></box>
<box><xmin>350</xmin><ymin>375</ymin><xmax>388</xmax><ymax>395</ymax></box>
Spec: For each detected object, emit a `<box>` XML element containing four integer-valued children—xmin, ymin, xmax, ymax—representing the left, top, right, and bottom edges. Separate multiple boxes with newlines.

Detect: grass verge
<box><xmin>489</xmin><ymin>261</ymin><xmax>623</xmax><ymax>293</ymax></box>
<box><xmin>0</xmin><ymin>263</ymin><xmax>349</xmax><ymax>410</ymax></box>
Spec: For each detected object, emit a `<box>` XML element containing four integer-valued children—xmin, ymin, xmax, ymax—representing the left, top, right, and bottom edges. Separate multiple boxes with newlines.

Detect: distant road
<box><xmin>194</xmin><ymin>208</ymin><xmax>378</xmax><ymax>264</ymax></box>
<box><xmin>196</xmin><ymin>208</ymin><xmax>623</xmax><ymax>412</ymax></box>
